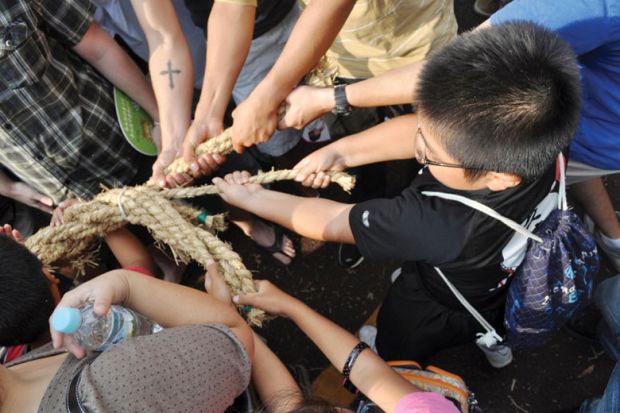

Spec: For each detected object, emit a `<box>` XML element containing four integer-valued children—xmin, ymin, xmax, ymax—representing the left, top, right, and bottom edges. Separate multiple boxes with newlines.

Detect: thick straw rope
<box><xmin>26</xmin><ymin>129</ymin><xmax>355</xmax><ymax>325</ymax></box>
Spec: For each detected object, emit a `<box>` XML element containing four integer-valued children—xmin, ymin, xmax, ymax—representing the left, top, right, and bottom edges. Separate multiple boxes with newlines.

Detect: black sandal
<box><xmin>259</xmin><ymin>224</ymin><xmax>296</xmax><ymax>266</ymax></box>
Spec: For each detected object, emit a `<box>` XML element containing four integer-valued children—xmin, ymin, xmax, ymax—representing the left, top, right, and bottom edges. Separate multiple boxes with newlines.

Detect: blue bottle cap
<box><xmin>51</xmin><ymin>307</ymin><xmax>82</xmax><ymax>333</ymax></box>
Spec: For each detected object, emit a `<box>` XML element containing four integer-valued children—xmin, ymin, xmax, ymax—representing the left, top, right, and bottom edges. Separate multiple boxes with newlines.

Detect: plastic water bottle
<box><xmin>51</xmin><ymin>304</ymin><xmax>163</xmax><ymax>352</ymax></box>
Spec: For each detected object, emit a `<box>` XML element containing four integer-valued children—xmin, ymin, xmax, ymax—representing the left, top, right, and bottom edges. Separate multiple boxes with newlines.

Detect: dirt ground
<box><xmin>213</xmin><ymin>2</ymin><xmax>618</xmax><ymax>412</ymax></box>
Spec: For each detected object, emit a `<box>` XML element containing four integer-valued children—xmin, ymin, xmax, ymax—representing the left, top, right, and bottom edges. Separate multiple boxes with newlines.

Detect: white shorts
<box><xmin>567</xmin><ymin>160</ymin><xmax>620</xmax><ymax>185</ymax></box>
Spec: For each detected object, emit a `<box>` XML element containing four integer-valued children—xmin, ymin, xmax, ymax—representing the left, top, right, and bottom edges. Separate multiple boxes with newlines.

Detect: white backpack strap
<box><xmin>434</xmin><ymin>267</ymin><xmax>503</xmax><ymax>346</ymax></box>
<box><xmin>421</xmin><ymin>191</ymin><xmax>543</xmax><ymax>243</ymax></box>
<box><xmin>557</xmin><ymin>153</ymin><xmax>568</xmax><ymax>211</ymax></box>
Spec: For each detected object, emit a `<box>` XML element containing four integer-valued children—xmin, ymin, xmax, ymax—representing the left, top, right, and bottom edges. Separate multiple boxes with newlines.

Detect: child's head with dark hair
<box><xmin>0</xmin><ymin>236</ymin><xmax>56</xmax><ymax>346</ymax></box>
<box><xmin>259</xmin><ymin>392</ymin><xmax>346</xmax><ymax>413</ymax></box>
<box><xmin>416</xmin><ymin>21</ymin><xmax>581</xmax><ymax>183</ymax></box>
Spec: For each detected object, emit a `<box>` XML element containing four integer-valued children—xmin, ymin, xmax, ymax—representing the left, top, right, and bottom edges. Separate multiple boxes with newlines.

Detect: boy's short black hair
<box><xmin>417</xmin><ymin>22</ymin><xmax>581</xmax><ymax>180</ymax></box>
<box><xmin>0</xmin><ymin>236</ymin><xmax>55</xmax><ymax>346</ymax></box>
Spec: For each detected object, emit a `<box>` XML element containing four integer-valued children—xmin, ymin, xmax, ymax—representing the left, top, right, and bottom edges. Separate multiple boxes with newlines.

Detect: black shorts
<box><xmin>376</xmin><ymin>271</ymin><xmax>506</xmax><ymax>361</ymax></box>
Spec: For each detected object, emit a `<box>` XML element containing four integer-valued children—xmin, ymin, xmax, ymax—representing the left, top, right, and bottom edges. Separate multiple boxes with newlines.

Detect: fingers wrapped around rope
<box><xmin>161</xmin><ymin>169</ymin><xmax>356</xmax><ymax>199</ymax></box>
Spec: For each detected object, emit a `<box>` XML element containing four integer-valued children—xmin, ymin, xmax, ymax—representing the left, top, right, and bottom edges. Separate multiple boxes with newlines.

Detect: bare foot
<box><xmin>248</xmin><ymin>219</ymin><xmax>296</xmax><ymax>265</ymax></box>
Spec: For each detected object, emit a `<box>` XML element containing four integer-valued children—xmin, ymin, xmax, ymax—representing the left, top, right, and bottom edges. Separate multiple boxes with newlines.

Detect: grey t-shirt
<box><xmin>8</xmin><ymin>324</ymin><xmax>251</xmax><ymax>413</ymax></box>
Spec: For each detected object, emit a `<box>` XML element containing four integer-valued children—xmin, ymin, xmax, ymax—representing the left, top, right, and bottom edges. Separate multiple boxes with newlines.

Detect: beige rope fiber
<box><xmin>26</xmin><ymin>164</ymin><xmax>355</xmax><ymax>325</ymax></box>
<box><xmin>164</xmin><ymin>105</ymin><xmax>288</xmax><ymax>176</ymax></box>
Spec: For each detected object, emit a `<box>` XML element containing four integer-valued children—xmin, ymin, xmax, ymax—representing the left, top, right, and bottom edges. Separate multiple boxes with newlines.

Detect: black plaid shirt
<box><xmin>0</xmin><ymin>0</ymin><xmax>143</xmax><ymax>203</ymax></box>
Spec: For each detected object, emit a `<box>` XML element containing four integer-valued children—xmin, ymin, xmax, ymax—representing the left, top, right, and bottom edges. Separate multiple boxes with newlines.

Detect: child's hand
<box><xmin>232</xmin><ymin>280</ymin><xmax>296</xmax><ymax>318</ymax></box>
<box><xmin>50</xmin><ymin>270</ymin><xmax>130</xmax><ymax>359</ymax></box>
<box><xmin>51</xmin><ymin>199</ymin><xmax>81</xmax><ymax>227</ymax></box>
<box><xmin>0</xmin><ymin>223</ymin><xmax>23</xmax><ymax>244</ymax></box>
<box><xmin>294</xmin><ymin>146</ymin><xmax>346</xmax><ymax>189</ymax></box>
<box><xmin>213</xmin><ymin>171</ymin><xmax>264</xmax><ymax>208</ymax></box>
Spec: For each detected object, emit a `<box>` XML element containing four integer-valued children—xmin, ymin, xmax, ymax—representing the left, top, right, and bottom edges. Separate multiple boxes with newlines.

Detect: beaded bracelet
<box><xmin>342</xmin><ymin>342</ymin><xmax>369</xmax><ymax>394</ymax></box>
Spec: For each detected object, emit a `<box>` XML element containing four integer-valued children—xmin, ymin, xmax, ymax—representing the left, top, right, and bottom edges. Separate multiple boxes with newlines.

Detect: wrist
<box><xmin>318</xmin><ymin>87</ymin><xmax>336</xmax><ymax>113</ymax></box>
<box><xmin>254</xmin><ymin>79</ymin><xmax>290</xmax><ymax>110</ymax></box>
<box><xmin>330</xmin><ymin>139</ymin><xmax>351</xmax><ymax>169</ymax></box>
<box><xmin>285</xmin><ymin>296</ymin><xmax>308</xmax><ymax>320</ymax></box>
<box><xmin>195</xmin><ymin>89</ymin><xmax>229</xmax><ymax>122</ymax></box>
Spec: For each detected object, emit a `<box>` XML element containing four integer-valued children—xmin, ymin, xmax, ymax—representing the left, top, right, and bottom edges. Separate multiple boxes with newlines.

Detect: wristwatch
<box><xmin>332</xmin><ymin>84</ymin><xmax>352</xmax><ymax>116</ymax></box>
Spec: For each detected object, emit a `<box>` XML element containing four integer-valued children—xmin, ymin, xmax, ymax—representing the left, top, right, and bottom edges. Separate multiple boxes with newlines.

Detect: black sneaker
<box><xmin>338</xmin><ymin>243</ymin><xmax>364</xmax><ymax>269</ymax></box>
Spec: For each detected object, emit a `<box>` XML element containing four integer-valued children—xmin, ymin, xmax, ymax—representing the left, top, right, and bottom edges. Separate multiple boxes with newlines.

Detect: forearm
<box><xmin>251</xmin><ymin>333</ymin><xmax>302</xmax><ymax>411</ymax></box>
<box><xmin>104</xmin><ymin>228</ymin><xmax>157</xmax><ymax>274</ymax></box>
<box><xmin>132</xmin><ymin>0</ymin><xmax>194</xmax><ymax>152</ymax></box>
<box><xmin>121</xmin><ymin>269</ymin><xmax>242</xmax><ymax>329</ymax></box>
<box><xmin>239</xmin><ymin>189</ymin><xmax>354</xmax><ymax>243</ymax></box>
<box><xmin>330</xmin><ymin>114</ymin><xmax>417</xmax><ymax>168</ymax></box>
<box><xmin>286</xmin><ymin>299</ymin><xmax>416</xmax><ymax>412</ymax></box>
<box><xmin>347</xmin><ymin>61</ymin><xmax>425</xmax><ymax>107</ymax></box>
<box><xmin>73</xmin><ymin>22</ymin><xmax>159</xmax><ymax>120</ymax></box>
<box><xmin>252</xmin><ymin>0</ymin><xmax>356</xmax><ymax>107</ymax></box>
<box><xmin>121</xmin><ymin>269</ymin><xmax>253</xmax><ymax>355</ymax></box>
<box><xmin>196</xmin><ymin>3</ymin><xmax>254</xmax><ymax>122</ymax></box>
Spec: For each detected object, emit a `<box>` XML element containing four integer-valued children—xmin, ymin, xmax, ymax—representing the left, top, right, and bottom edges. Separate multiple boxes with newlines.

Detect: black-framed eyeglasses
<box><xmin>414</xmin><ymin>117</ymin><xmax>465</xmax><ymax>169</ymax></box>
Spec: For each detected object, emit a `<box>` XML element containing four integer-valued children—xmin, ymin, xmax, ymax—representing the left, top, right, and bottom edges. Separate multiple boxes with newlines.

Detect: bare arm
<box><xmin>214</xmin><ymin>115</ymin><xmax>417</xmax><ymax>239</ymax></box>
<box><xmin>214</xmin><ymin>175</ymin><xmax>355</xmax><ymax>243</ymax></box>
<box><xmin>52</xmin><ymin>265</ymin><xmax>254</xmax><ymax>360</ymax></box>
<box><xmin>0</xmin><ymin>169</ymin><xmax>54</xmax><ymax>213</ymax></box>
<box><xmin>104</xmin><ymin>228</ymin><xmax>157</xmax><ymax>275</ymax></box>
<box><xmin>130</xmin><ymin>0</ymin><xmax>194</xmax><ymax>187</ymax></box>
<box><xmin>231</xmin><ymin>0</ymin><xmax>356</xmax><ymax>152</ymax></box>
<box><xmin>234</xmin><ymin>281</ymin><xmax>418</xmax><ymax>413</ymax></box>
<box><xmin>279</xmin><ymin>16</ymin><xmax>495</xmax><ymax>130</ymax></box>
<box><xmin>293</xmin><ymin>114</ymin><xmax>417</xmax><ymax>186</ymax></box>
<box><xmin>281</xmin><ymin>62</ymin><xmax>425</xmax><ymax>129</ymax></box>
<box><xmin>72</xmin><ymin>22</ymin><xmax>158</xmax><ymax>121</ymax></box>
<box><xmin>251</xmin><ymin>334</ymin><xmax>303</xmax><ymax>412</ymax></box>
<box><xmin>183</xmin><ymin>2</ymin><xmax>255</xmax><ymax>176</ymax></box>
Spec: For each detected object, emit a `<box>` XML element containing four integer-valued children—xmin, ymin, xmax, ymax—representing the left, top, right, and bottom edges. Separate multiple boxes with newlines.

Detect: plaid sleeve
<box><xmin>39</xmin><ymin>0</ymin><xmax>95</xmax><ymax>46</ymax></box>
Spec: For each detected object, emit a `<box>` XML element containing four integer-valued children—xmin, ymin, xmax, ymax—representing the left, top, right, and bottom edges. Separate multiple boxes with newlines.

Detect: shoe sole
<box><xmin>338</xmin><ymin>244</ymin><xmax>365</xmax><ymax>269</ymax></box>
<box><xmin>473</xmin><ymin>0</ymin><xmax>496</xmax><ymax>16</ymax></box>
<box><xmin>488</xmin><ymin>355</ymin><xmax>513</xmax><ymax>369</ymax></box>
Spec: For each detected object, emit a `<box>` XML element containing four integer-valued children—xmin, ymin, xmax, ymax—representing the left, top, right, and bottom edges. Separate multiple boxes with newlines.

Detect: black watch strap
<box><xmin>332</xmin><ymin>84</ymin><xmax>352</xmax><ymax>115</ymax></box>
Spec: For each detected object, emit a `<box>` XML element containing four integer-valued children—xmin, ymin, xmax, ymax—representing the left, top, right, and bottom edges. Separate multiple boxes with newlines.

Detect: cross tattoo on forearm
<box><xmin>160</xmin><ymin>61</ymin><xmax>182</xmax><ymax>89</ymax></box>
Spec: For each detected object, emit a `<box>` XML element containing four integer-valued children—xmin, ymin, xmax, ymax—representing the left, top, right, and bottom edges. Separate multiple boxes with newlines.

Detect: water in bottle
<box><xmin>51</xmin><ymin>304</ymin><xmax>163</xmax><ymax>352</ymax></box>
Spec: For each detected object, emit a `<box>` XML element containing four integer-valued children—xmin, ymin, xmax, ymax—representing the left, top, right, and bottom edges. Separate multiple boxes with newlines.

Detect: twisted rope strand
<box><xmin>27</xmin><ymin>130</ymin><xmax>355</xmax><ymax>325</ymax></box>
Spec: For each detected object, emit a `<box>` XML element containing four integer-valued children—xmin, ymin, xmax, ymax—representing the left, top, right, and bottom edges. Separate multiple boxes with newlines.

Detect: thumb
<box><xmin>92</xmin><ymin>293</ymin><xmax>114</xmax><ymax>317</ymax></box>
<box><xmin>183</xmin><ymin>128</ymin><xmax>200</xmax><ymax>165</ymax></box>
<box><xmin>293</xmin><ymin>158</ymin><xmax>311</xmax><ymax>182</ymax></box>
<box><xmin>212</xmin><ymin>177</ymin><xmax>228</xmax><ymax>192</ymax></box>
<box><xmin>232</xmin><ymin>293</ymin><xmax>258</xmax><ymax>307</ymax></box>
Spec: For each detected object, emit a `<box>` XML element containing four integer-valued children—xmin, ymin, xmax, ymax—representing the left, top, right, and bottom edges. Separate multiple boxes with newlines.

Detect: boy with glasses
<box><xmin>213</xmin><ymin>22</ymin><xmax>581</xmax><ymax>365</ymax></box>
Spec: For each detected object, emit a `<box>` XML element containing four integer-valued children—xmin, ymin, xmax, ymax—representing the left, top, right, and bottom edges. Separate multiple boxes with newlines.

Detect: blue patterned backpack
<box><xmin>422</xmin><ymin>154</ymin><xmax>598</xmax><ymax>349</ymax></box>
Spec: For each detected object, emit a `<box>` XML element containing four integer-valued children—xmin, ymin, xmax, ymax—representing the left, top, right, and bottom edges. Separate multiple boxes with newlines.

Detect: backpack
<box><xmin>422</xmin><ymin>154</ymin><xmax>598</xmax><ymax>349</ymax></box>
<box><xmin>353</xmin><ymin>361</ymin><xmax>480</xmax><ymax>413</ymax></box>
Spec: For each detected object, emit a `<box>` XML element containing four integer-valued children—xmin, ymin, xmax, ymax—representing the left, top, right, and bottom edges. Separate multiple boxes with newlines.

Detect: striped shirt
<box><xmin>301</xmin><ymin>0</ymin><xmax>458</xmax><ymax>79</ymax></box>
<box><xmin>0</xmin><ymin>0</ymin><xmax>144</xmax><ymax>203</ymax></box>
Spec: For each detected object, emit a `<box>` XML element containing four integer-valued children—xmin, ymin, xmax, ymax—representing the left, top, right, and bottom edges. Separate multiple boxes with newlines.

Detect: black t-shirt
<box><xmin>183</xmin><ymin>0</ymin><xmax>296</xmax><ymax>39</ymax></box>
<box><xmin>349</xmin><ymin>162</ymin><xmax>558</xmax><ymax>311</ymax></box>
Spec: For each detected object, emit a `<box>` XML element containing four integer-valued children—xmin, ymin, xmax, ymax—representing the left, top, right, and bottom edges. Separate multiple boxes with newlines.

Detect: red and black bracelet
<box><xmin>342</xmin><ymin>342</ymin><xmax>370</xmax><ymax>394</ymax></box>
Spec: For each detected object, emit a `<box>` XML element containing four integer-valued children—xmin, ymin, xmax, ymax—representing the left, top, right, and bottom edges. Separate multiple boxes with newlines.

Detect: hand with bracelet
<box><xmin>233</xmin><ymin>280</ymin><xmax>459</xmax><ymax>413</ymax></box>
